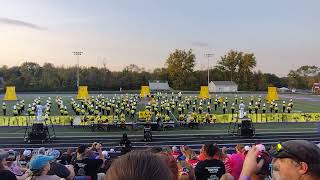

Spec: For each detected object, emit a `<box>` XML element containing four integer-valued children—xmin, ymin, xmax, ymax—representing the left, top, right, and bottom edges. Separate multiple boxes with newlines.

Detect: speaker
<box><xmin>144</xmin><ymin>127</ymin><xmax>152</xmax><ymax>142</ymax></box>
<box><xmin>240</xmin><ymin>120</ymin><xmax>254</xmax><ymax>137</ymax></box>
<box><xmin>28</xmin><ymin>123</ymin><xmax>48</xmax><ymax>142</ymax></box>
<box><xmin>32</xmin><ymin>123</ymin><xmax>44</xmax><ymax>132</ymax></box>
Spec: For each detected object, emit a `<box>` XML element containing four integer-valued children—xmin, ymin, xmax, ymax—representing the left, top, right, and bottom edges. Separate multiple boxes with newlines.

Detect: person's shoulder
<box><xmin>0</xmin><ymin>170</ymin><xmax>17</xmax><ymax>180</ymax></box>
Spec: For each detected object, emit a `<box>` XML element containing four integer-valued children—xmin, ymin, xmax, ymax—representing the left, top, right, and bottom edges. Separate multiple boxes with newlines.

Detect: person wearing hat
<box><xmin>2</xmin><ymin>102</ymin><xmax>6</xmax><ymax>116</ymax></box>
<box><xmin>28</xmin><ymin>155</ymin><xmax>60</xmax><ymax>180</ymax></box>
<box><xmin>47</xmin><ymin>149</ymin><xmax>75</xmax><ymax>180</ymax></box>
<box><xmin>240</xmin><ymin>140</ymin><xmax>320</xmax><ymax>180</ymax></box>
<box><xmin>5</xmin><ymin>149</ymin><xmax>30</xmax><ymax>180</ymax></box>
<box><xmin>0</xmin><ymin>149</ymin><xmax>17</xmax><ymax>180</ymax></box>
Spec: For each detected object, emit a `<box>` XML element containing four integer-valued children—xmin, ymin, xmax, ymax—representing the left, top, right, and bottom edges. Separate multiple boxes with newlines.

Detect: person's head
<box><xmin>172</xmin><ymin>146</ymin><xmax>178</xmax><ymax>153</ymax></box>
<box><xmin>0</xmin><ymin>149</ymin><xmax>9</xmax><ymax>170</ymax></box>
<box><xmin>270</xmin><ymin>140</ymin><xmax>320</xmax><ymax>180</ymax></box>
<box><xmin>185</xmin><ymin>148</ymin><xmax>197</xmax><ymax>161</ymax></box>
<box><xmin>235</xmin><ymin>144</ymin><xmax>245</xmax><ymax>153</ymax></box>
<box><xmin>47</xmin><ymin>149</ymin><xmax>61</xmax><ymax>160</ymax></box>
<box><xmin>204</xmin><ymin>143</ymin><xmax>219</xmax><ymax>158</ymax></box>
<box><xmin>29</xmin><ymin>155</ymin><xmax>55</xmax><ymax>176</ymax></box>
<box><xmin>105</xmin><ymin>151</ymin><xmax>172</xmax><ymax>180</ymax></box>
<box><xmin>177</xmin><ymin>161</ymin><xmax>195</xmax><ymax>180</ymax></box>
<box><xmin>23</xmin><ymin>149</ymin><xmax>32</xmax><ymax>159</ymax></box>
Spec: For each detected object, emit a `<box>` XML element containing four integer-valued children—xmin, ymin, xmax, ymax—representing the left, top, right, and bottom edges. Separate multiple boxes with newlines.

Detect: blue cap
<box><xmin>30</xmin><ymin>155</ymin><xmax>55</xmax><ymax>170</ymax></box>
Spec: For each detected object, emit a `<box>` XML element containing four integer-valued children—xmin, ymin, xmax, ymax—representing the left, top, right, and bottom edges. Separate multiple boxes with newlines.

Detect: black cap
<box><xmin>270</xmin><ymin>140</ymin><xmax>320</xmax><ymax>165</ymax></box>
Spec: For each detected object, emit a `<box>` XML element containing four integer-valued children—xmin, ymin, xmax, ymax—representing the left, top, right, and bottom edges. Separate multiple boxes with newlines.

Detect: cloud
<box><xmin>0</xmin><ymin>17</ymin><xmax>45</xmax><ymax>30</ymax></box>
<box><xmin>192</xmin><ymin>41</ymin><xmax>209</xmax><ymax>47</ymax></box>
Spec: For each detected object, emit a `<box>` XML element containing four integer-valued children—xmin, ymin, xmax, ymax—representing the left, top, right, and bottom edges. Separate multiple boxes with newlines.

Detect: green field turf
<box><xmin>0</xmin><ymin>122</ymin><xmax>317</xmax><ymax>137</ymax></box>
<box><xmin>0</xmin><ymin>93</ymin><xmax>320</xmax><ymax>117</ymax></box>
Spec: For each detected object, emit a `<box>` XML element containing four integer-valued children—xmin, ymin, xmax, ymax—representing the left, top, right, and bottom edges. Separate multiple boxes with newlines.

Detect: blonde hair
<box><xmin>177</xmin><ymin>161</ymin><xmax>195</xmax><ymax>180</ymax></box>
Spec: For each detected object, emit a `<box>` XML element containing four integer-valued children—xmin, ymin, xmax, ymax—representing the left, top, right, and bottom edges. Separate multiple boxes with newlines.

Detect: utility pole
<box><xmin>72</xmin><ymin>51</ymin><xmax>83</xmax><ymax>88</ymax></box>
<box><xmin>204</xmin><ymin>53</ymin><xmax>214</xmax><ymax>86</ymax></box>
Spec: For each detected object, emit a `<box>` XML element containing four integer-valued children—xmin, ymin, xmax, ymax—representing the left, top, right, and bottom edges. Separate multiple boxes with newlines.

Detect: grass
<box><xmin>0</xmin><ymin>93</ymin><xmax>320</xmax><ymax>118</ymax></box>
<box><xmin>0</xmin><ymin>122</ymin><xmax>317</xmax><ymax>137</ymax></box>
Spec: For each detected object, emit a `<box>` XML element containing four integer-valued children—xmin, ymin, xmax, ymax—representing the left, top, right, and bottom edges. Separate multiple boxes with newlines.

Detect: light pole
<box><xmin>204</xmin><ymin>53</ymin><xmax>213</xmax><ymax>86</ymax></box>
<box><xmin>72</xmin><ymin>51</ymin><xmax>83</xmax><ymax>88</ymax></box>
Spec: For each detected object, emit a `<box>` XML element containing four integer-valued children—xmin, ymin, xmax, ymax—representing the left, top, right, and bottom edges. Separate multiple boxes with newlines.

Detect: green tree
<box><xmin>166</xmin><ymin>49</ymin><xmax>196</xmax><ymax>90</ymax></box>
<box><xmin>217</xmin><ymin>50</ymin><xmax>242</xmax><ymax>81</ymax></box>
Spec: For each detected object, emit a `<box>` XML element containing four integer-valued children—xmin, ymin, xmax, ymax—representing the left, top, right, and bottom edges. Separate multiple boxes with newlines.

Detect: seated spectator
<box><xmin>59</xmin><ymin>148</ymin><xmax>73</xmax><ymax>165</ymax></box>
<box><xmin>251</xmin><ymin>144</ymin><xmax>271</xmax><ymax>180</ymax></box>
<box><xmin>19</xmin><ymin>149</ymin><xmax>32</xmax><ymax>168</ymax></box>
<box><xmin>185</xmin><ymin>148</ymin><xmax>199</xmax><ymax>168</ymax></box>
<box><xmin>72</xmin><ymin>143</ymin><xmax>104</xmax><ymax>180</ymax></box>
<box><xmin>47</xmin><ymin>149</ymin><xmax>75</xmax><ymax>180</ymax></box>
<box><xmin>224</xmin><ymin>144</ymin><xmax>245</xmax><ymax>180</ymax></box>
<box><xmin>177</xmin><ymin>160</ymin><xmax>195</xmax><ymax>180</ymax></box>
<box><xmin>240</xmin><ymin>140</ymin><xmax>320</xmax><ymax>180</ymax></box>
<box><xmin>6</xmin><ymin>150</ymin><xmax>30</xmax><ymax>180</ymax></box>
<box><xmin>0</xmin><ymin>149</ymin><xmax>17</xmax><ymax>180</ymax></box>
<box><xmin>178</xmin><ymin>145</ymin><xmax>189</xmax><ymax>161</ymax></box>
<box><xmin>172</xmin><ymin>146</ymin><xmax>181</xmax><ymax>159</ymax></box>
<box><xmin>105</xmin><ymin>151</ymin><xmax>173</xmax><ymax>180</ymax></box>
<box><xmin>195</xmin><ymin>143</ymin><xmax>226</xmax><ymax>180</ymax></box>
<box><xmin>119</xmin><ymin>133</ymin><xmax>132</xmax><ymax>155</ymax></box>
<box><xmin>27</xmin><ymin>155</ymin><xmax>60</xmax><ymax>180</ymax></box>
<box><xmin>198</xmin><ymin>145</ymin><xmax>206</xmax><ymax>161</ymax></box>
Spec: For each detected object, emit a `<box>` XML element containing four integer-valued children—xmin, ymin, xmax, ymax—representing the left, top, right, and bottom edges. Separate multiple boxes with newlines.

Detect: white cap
<box><xmin>109</xmin><ymin>148</ymin><xmax>115</xmax><ymax>152</ymax></box>
<box><xmin>172</xmin><ymin>146</ymin><xmax>178</xmax><ymax>152</ymax></box>
<box><xmin>256</xmin><ymin>144</ymin><xmax>266</xmax><ymax>152</ymax></box>
<box><xmin>244</xmin><ymin>146</ymin><xmax>251</xmax><ymax>151</ymax></box>
<box><xmin>102</xmin><ymin>150</ymin><xmax>109</xmax><ymax>158</ymax></box>
<box><xmin>23</xmin><ymin>149</ymin><xmax>32</xmax><ymax>157</ymax></box>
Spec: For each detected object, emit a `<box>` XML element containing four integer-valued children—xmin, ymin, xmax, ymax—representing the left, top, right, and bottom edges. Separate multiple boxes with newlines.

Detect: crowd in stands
<box><xmin>0</xmin><ymin>136</ymin><xmax>320</xmax><ymax>180</ymax></box>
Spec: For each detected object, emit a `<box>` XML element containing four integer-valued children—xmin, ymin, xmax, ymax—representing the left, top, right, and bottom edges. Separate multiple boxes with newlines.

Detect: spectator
<box><xmin>185</xmin><ymin>148</ymin><xmax>199</xmax><ymax>168</ymax></box>
<box><xmin>0</xmin><ymin>149</ymin><xmax>17</xmax><ymax>180</ymax></box>
<box><xmin>47</xmin><ymin>149</ymin><xmax>75</xmax><ymax>180</ymax></box>
<box><xmin>27</xmin><ymin>155</ymin><xmax>60</xmax><ymax>180</ymax></box>
<box><xmin>119</xmin><ymin>133</ymin><xmax>132</xmax><ymax>155</ymax></box>
<box><xmin>224</xmin><ymin>144</ymin><xmax>245</xmax><ymax>180</ymax></box>
<box><xmin>240</xmin><ymin>140</ymin><xmax>320</xmax><ymax>180</ymax></box>
<box><xmin>178</xmin><ymin>145</ymin><xmax>189</xmax><ymax>161</ymax></box>
<box><xmin>6</xmin><ymin>150</ymin><xmax>30</xmax><ymax>180</ymax></box>
<box><xmin>251</xmin><ymin>144</ymin><xmax>271</xmax><ymax>180</ymax></box>
<box><xmin>172</xmin><ymin>146</ymin><xmax>181</xmax><ymax>159</ymax></box>
<box><xmin>160</xmin><ymin>152</ymin><xmax>179</xmax><ymax>180</ymax></box>
<box><xmin>59</xmin><ymin>148</ymin><xmax>73</xmax><ymax>165</ymax></box>
<box><xmin>72</xmin><ymin>143</ymin><xmax>104</xmax><ymax>180</ymax></box>
<box><xmin>198</xmin><ymin>145</ymin><xmax>206</xmax><ymax>161</ymax></box>
<box><xmin>19</xmin><ymin>149</ymin><xmax>32</xmax><ymax>168</ymax></box>
<box><xmin>177</xmin><ymin>160</ymin><xmax>195</xmax><ymax>180</ymax></box>
<box><xmin>105</xmin><ymin>151</ymin><xmax>172</xmax><ymax>180</ymax></box>
<box><xmin>195</xmin><ymin>143</ymin><xmax>226</xmax><ymax>180</ymax></box>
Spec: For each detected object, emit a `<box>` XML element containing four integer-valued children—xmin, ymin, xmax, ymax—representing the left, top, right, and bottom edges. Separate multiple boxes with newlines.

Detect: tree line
<box><xmin>0</xmin><ymin>49</ymin><xmax>319</xmax><ymax>92</ymax></box>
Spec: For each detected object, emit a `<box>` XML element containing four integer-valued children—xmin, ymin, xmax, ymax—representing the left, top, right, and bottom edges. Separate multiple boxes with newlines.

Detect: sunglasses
<box><xmin>275</xmin><ymin>143</ymin><xmax>302</xmax><ymax>162</ymax></box>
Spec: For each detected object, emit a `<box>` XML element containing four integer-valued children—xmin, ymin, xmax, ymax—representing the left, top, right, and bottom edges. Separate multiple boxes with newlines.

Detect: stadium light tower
<box><xmin>204</xmin><ymin>53</ymin><xmax>214</xmax><ymax>86</ymax></box>
<box><xmin>72</xmin><ymin>51</ymin><xmax>83</xmax><ymax>88</ymax></box>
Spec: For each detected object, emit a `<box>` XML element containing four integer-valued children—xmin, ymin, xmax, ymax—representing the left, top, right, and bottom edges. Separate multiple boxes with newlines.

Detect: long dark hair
<box><xmin>105</xmin><ymin>151</ymin><xmax>172</xmax><ymax>180</ymax></box>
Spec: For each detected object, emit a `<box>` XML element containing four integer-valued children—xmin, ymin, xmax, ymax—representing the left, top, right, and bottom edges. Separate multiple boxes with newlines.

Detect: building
<box><xmin>149</xmin><ymin>80</ymin><xmax>171</xmax><ymax>91</ymax></box>
<box><xmin>209</xmin><ymin>81</ymin><xmax>238</xmax><ymax>93</ymax></box>
<box><xmin>312</xmin><ymin>83</ymin><xmax>320</xmax><ymax>94</ymax></box>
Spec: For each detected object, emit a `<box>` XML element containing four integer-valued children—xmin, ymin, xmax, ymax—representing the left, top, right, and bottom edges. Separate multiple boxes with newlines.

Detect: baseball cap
<box><xmin>0</xmin><ymin>149</ymin><xmax>9</xmax><ymax>161</ymax></box>
<box><xmin>47</xmin><ymin>150</ymin><xmax>60</xmax><ymax>159</ymax></box>
<box><xmin>270</xmin><ymin>140</ymin><xmax>320</xmax><ymax>165</ymax></box>
<box><xmin>23</xmin><ymin>149</ymin><xmax>32</xmax><ymax>157</ymax></box>
<box><xmin>30</xmin><ymin>155</ymin><xmax>55</xmax><ymax>170</ymax></box>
